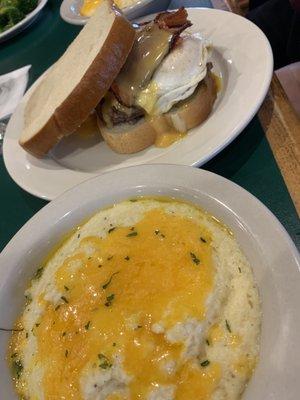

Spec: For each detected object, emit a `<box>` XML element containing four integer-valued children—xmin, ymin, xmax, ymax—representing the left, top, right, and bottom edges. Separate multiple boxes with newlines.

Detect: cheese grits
<box><xmin>9</xmin><ymin>198</ymin><xmax>261</xmax><ymax>400</ymax></box>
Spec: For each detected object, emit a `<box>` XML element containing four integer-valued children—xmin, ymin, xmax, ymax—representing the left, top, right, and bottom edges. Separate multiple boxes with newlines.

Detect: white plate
<box><xmin>60</xmin><ymin>0</ymin><xmax>171</xmax><ymax>24</ymax></box>
<box><xmin>3</xmin><ymin>8</ymin><xmax>273</xmax><ymax>200</ymax></box>
<box><xmin>0</xmin><ymin>165</ymin><xmax>299</xmax><ymax>399</ymax></box>
<box><xmin>0</xmin><ymin>0</ymin><xmax>48</xmax><ymax>43</ymax></box>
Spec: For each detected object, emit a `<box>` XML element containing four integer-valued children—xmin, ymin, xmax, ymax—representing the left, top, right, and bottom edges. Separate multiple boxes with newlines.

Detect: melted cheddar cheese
<box><xmin>11</xmin><ymin>207</ymin><xmax>219</xmax><ymax>399</ymax></box>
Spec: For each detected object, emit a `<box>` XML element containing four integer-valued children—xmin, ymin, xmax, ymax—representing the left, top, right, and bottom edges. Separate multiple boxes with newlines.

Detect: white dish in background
<box><xmin>3</xmin><ymin>8</ymin><xmax>273</xmax><ymax>200</ymax></box>
<box><xmin>0</xmin><ymin>164</ymin><xmax>299</xmax><ymax>399</ymax></box>
<box><xmin>60</xmin><ymin>0</ymin><xmax>170</xmax><ymax>24</ymax></box>
<box><xmin>0</xmin><ymin>0</ymin><xmax>48</xmax><ymax>43</ymax></box>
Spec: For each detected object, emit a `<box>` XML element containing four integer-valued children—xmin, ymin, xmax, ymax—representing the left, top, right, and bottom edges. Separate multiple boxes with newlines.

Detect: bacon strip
<box><xmin>154</xmin><ymin>7</ymin><xmax>191</xmax><ymax>31</ymax></box>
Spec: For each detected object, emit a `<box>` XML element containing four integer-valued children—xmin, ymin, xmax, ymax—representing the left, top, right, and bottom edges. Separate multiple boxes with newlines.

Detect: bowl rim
<box><xmin>1</xmin><ymin>164</ymin><xmax>300</xmax><ymax>399</ymax></box>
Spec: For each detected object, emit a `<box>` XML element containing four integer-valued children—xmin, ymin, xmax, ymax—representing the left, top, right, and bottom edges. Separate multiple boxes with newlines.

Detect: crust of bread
<box><xmin>99</xmin><ymin>118</ymin><xmax>157</xmax><ymax>154</ymax></box>
<box><xmin>98</xmin><ymin>71</ymin><xmax>217</xmax><ymax>154</ymax></box>
<box><xmin>166</xmin><ymin>71</ymin><xmax>217</xmax><ymax>130</ymax></box>
<box><xmin>19</xmin><ymin>7</ymin><xmax>135</xmax><ymax>157</ymax></box>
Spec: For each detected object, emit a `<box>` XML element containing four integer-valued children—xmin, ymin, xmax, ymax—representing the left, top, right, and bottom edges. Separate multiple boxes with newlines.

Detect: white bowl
<box><xmin>0</xmin><ymin>0</ymin><xmax>48</xmax><ymax>43</ymax></box>
<box><xmin>60</xmin><ymin>0</ymin><xmax>170</xmax><ymax>25</ymax></box>
<box><xmin>0</xmin><ymin>165</ymin><xmax>299</xmax><ymax>399</ymax></box>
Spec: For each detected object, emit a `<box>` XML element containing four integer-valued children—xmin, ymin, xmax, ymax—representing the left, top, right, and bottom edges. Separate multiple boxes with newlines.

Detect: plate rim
<box><xmin>3</xmin><ymin>7</ymin><xmax>274</xmax><ymax>201</ymax></box>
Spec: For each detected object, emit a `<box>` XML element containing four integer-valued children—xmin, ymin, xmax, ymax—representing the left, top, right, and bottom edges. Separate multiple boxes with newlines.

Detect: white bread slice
<box><xmin>98</xmin><ymin>71</ymin><xmax>217</xmax><ymax>154</ymax></box>
<box><xmin>19</xmin><ymin>0</ymin><xmax>135</xmax><ymax>157</ymax></box>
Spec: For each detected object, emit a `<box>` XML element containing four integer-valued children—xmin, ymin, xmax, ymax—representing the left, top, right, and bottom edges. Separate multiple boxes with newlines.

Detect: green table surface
<box><xmin>0</xmin><ymin>0</ymin><xmax>299</xmax><ymax>252</ymax></box>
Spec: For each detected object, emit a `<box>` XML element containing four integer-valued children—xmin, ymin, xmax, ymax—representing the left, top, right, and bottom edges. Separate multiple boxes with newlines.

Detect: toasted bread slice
<box><xmin>98</xmin><ymin>71</ymin><xmax>217</xmax><ymax>154</ymax></box>
<box><xmin>19</xmin><ymin>0</ymin><xmax>135</xmax><ymax>157</ymax></box>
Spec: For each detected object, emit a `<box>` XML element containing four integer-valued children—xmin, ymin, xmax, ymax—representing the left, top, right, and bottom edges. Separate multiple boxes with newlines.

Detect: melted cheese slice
<box><xmin>12</xmin><ymin>207</ymin><xmax>220</xmax><ymax>399</ymax></box>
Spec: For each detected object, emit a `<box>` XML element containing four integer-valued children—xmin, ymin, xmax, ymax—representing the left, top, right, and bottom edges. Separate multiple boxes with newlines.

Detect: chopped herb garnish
<box><xmin>112</xmin><ymin>342</ymin><xmax>116</xmax><ymax>347</ymax></box>
<box><xmin>136</xmin><ymin>325</ymin><xmax>142</xmax><ymax>329</ymax></box>
<box><xmin>65</xmin><ymin>349</ymin><xmax>69</xmax><ymax>357</ymax></box>
<box><xmin>190</xmin><ymin>252</ymin><xmax>200</xmax><ymax>265</ymax></box>
<box><xmin>61</xmin><ymin>296</ymin><xmax>69</xmax><ymax>304</ymax></box>
<box><xmin>124</xmin><ymin>256</ymin><xmax>130</xmax><ymax>261</ymax></box>
<box><xmin>238</xmin><ymin>267</ymin><xmax>242</xmax><ymax>273</ymax></box>
<box><xmin>206</xmin><ymin>339</ymin><xmax>210</xmax><ymax>346</ymax></box>
<box><xmin>25</xmin><ymin>332</ymin><xmax>29</xmax><ymax>338</ymax></box>
<box><xmin>11</xmin><ymin>353</ymin><xmax>17</xmax><ymax>359</ymax></box>
<box><xmin>62</xmin><ymin>332</ymin><xmax>66</xmax><ymax>337</ymax></box>
<box><xmin>35</xmin><ymin>323</ymin><xmax>40</xmax><ymax>328</ymax></box>
<box><xmin>130</xmin><ymin>199</ymin><xmax>137</xmax><ymax>202</ymax></box>
<box><xmin>200</xmin><ymin>237</ymin><xmax>207</xmax><ymax>243</ymax></box>
<box><xmin>33</xmin><ymin>267</ymin><xmax>44</xmax><ymax>280</ymax></box>
<box><xmin>105</xmin><ymin>294</ymin><xmax>115</xmax><ymax>307</ymax></box>
<box><xmin>154</xmin><ymin>229</ymin><xmax>165</xmax><ymax>238</ymax></box>
<box><xmin>100</xmin><ymin>360</ymin><xmax>111</xmax><ymax>369</ymax></box>
<box><xmin>225</xmin><ymin>319</ymin><xmax>232</xmax><ymax>333</ymax></box>
<box><xmin>127</xmin><ymin>231</ymin><xmax>137</xmax><ymax>237</ymax></box>
<box><xmin>25</xmin><ymin>294</ymin><xmax>32</xmax><ymax>303</ymax></box>
<box><xmin>108</xmin><ymin>227</ymin><xmax>116</xmax><ymax>234</ymax></box>
<box><xmin>102</xmin><ymin>271</ymin><xmax>120</xmax><ymax>290</ymax></box>
<box><xmin>12</xmin><ymin>359</ymin><xmax>23</xmax><ymax>379</ymax></box>
<box><xmin>0</xmin><ymin>327</ymin><xmax>23</xmax><ymax>332</ymax></box>
<box><xmin>64</xmin><ymin>285</ymin><xmax>69</xmax><ymax>291</ymax></box>
<box><xmin>88</xmin><ymin>257</ymin><xmax>92</xmax><ymax>260</ymax></box>
<box><xmin>85</xmin><ymin>321</ymin><xmax>91</xmax><ymax>330</ymax></box>
<box><xmin>200</xmin><ymin>360</ymin><xmax>210</xmax><ymax>367</ymax></box>
<box><xmin>98</xmin><ymin>264</ymin><xmax>102</xmax><ymax>268</ymax></box>
<box><xmin>55</xmin><ymin>305</ymin><xmax>61</xmax><ymax>311</ymax></box>
<box><xmin>77</xmin><ymin>233</ymin><xmax>81</xmax><ymax>238</ymax></box>
<box><xmin>107</xmin><ymin>256</ymin><xmax>113</xmax><ymax>261</ymax></box>
<box><xmin>98</xmin><ymin>353</ymin><xmax>112</xmax><ymax>369</ymax></box>
<box><xmin>130</xmin><ymin>227</ymin><xmax>135</xmax><ymax>231</ymax></box>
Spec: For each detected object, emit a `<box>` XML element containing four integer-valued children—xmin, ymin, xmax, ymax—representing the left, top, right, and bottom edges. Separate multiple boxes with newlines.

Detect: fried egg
<box><xmin>137</xmin><ymin>33</ymin><xmax>210</xmax><ymax>115</ymax></box>
<box><xmin>9</xmin><ymin>199</ymin><xmax>261</xmax><ymax>400</ymax></box>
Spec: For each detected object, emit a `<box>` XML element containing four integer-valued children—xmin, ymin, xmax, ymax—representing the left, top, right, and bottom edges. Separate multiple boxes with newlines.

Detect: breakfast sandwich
<box><xmin>19</xmin><ymin>0</ymin><xmax>217</xmax><ymax>157</ymax></box>
<box><xmin>9</xmin><ymin>198</ymin><xmax>261</xmax><ymax>400</ymax></box>
<box><xmin>97</xmin><ymin>7</ymin><xmax>217</xmax><ymax>153</ymax></box>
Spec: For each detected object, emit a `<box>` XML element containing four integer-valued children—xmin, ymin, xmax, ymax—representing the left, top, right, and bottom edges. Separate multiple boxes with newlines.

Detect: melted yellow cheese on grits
<box><xmin>10</xmin><ymin>199</ymin><xmax>261</xmax><ymax>400</ymax></box>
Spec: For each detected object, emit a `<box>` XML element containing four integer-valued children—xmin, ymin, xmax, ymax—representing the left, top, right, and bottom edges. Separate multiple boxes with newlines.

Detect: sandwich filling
<box><xmin>98</xmin><ymin>8</ymin><xmax>212</xmax><ymax>130</ymax></box>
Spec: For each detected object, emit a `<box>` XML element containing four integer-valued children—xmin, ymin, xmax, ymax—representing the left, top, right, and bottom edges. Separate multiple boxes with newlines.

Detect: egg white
<box><xmin>137</xmin><ymin>33</ymin><xmax>210</xmax><ymax>115</ymax></box>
